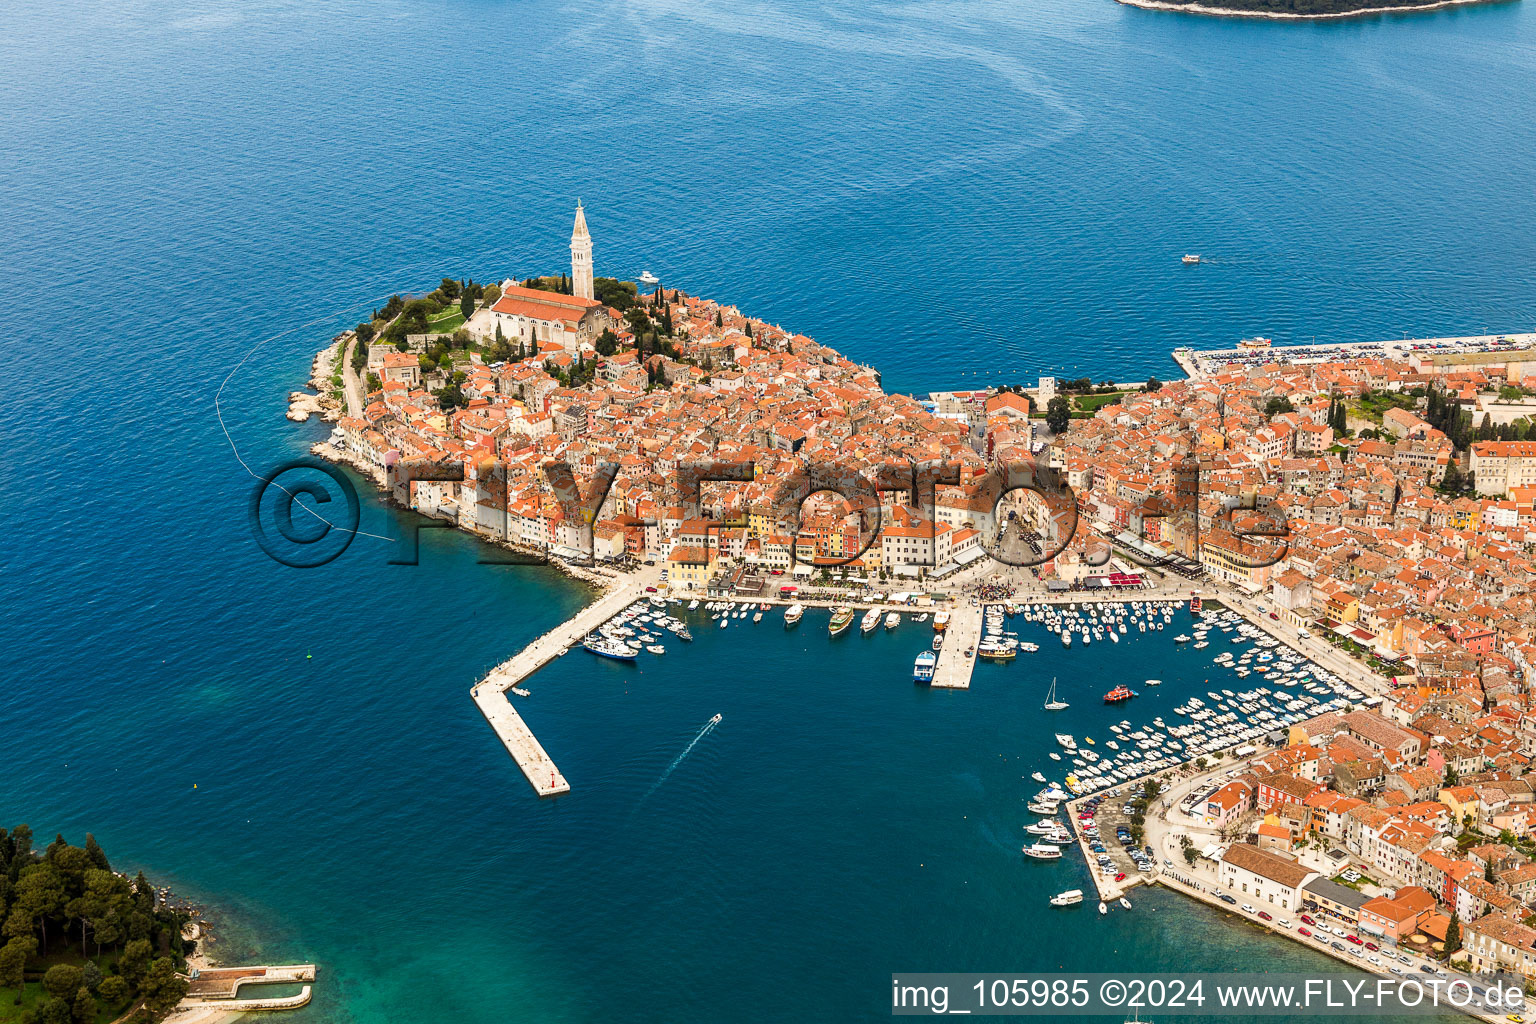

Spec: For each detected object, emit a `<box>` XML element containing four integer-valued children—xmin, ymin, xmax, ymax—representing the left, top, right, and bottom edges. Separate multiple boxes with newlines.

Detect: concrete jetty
<box><xmin>180</xmin><ymin>965</ymin><xmax>317</xmax><ymax>1014</ymax></box>
<box><xmin>472</xmin><ymin>573</ymin><xmax>653</xmax><ymax>797</ymax></box>
<box><xmin>930</xmin><ymin>604</ymin><xmax>982</xmax><ymax>689</ymax></box>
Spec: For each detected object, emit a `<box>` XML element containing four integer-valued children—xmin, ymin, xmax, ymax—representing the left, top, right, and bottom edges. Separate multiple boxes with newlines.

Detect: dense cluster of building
<box><xmin>1196</xmin><ymin>692</ymin><xmax>1536</xmax><ymax>976</ymax></box>
<box><xmin>327</xmin><ymin>210</ymin><xmax>1536</xmax><ymax>976</ymax></box>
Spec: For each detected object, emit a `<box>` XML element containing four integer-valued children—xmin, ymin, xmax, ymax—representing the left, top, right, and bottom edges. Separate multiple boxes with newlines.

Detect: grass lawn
<box><xmin>426</xmin><ymin>308</ymin><xmax>465</xmax><ymax>334</ymax></box>
<box><xmin>1071</xmin><ymin>392</ymin><xmax>1128</xmax><ymax>413</ymax></box>
<box><xmin>1351</xmin><ymin>391</ymin><xmax>1417</xmax><ymax>424</ymax></box>
<box><xmin>0</xmin><ymin>980</ymin><xmax>130</xmax><ymax>1024</ymax></box>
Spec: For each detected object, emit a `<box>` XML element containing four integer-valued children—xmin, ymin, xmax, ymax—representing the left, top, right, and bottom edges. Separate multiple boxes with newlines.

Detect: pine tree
<box><xmin>1445</xmin><ymin>912</ymin><xmax>1461</xmax><ymax>953</ymax></box>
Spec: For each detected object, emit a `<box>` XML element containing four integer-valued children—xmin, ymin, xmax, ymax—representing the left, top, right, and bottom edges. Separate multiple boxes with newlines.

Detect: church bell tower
<box><xmin>570</xmin><ymin>201</ymin><xmax>594</xmax><ymax>300</ymax></box>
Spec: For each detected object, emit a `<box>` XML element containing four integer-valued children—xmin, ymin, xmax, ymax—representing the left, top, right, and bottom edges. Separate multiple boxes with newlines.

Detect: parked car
<box><xmin>1331</xmin><ymin>942</ymin><xmax>1346</xmax><ymax>951</ymax></box>
<box><xmin>1298</xmin><ymin>927</ymin><xmax>1312</xmax><ymax>938</ymax></box>
<box><xmin>1218</xmin><ymin>894</ymin><xmax>1237</xmax><ymax>905</ymax></box>
<box><xmin>1241</xmin><ymin>904</ymin><xmax>1256</xmax><ymax>913</ymax></box>
<box><xmin>1299</xmin><ymin>915</ymin><xmax>1314</xmax><ymax>925</ymax></box>
<box><xmin>1257</xmin><ymin>911</ymin><xmax>1272</xmax><ymax>921</ymax></box>
<box><xmin>1115</xmin><ymin>872</ymin><xmax>1126</xmax><ymax>882</ymax></box>
<box><xmin>1346</xmin><ymin>935</ymin><xmax>1362</xmax><ymax>945</ymax></box>
<box><xmin>1364</xmin><ymin>942</ymin><xmax>1379</xmax><ymax>951</ymax></box>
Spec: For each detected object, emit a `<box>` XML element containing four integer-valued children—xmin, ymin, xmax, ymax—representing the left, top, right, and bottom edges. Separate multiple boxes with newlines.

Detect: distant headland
<box><xmin>1118</xmin><ymin>0</ymin><xmax>1511</xmax><ymax>19</ymax></box>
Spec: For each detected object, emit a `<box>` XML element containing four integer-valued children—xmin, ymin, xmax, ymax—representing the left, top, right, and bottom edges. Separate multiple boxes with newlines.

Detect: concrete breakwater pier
<box><xmin>472</xmin><ymin>574</ymin><xmax>652</xmax><ymax>797</ymax></box>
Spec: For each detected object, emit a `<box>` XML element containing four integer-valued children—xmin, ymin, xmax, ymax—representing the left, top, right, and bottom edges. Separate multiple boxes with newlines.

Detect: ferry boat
<box><xmin>1181</xmin><ymin>254</ymin><xmax>1201</xmax><ymax>265</ymax></box>
<box><xmin>977</xmin><ymin>645</ymin><xmax>1015</xmax><ymax>662</ymax></box>
<box><xmin>784</xmin><ymin>603</ymin><xmax>804</xmax><ymax>626</ymax></box>
<box><xmin>829</xmin><ymin>607</ymin><xmax>855</xmax><ymax>636</ymax></box>
<box><xmin>912</xmin><ymin>650</ymin><xmax>937</xmax><ymax>683</ymax></box>
<box><xmin>1023</xmin><ymin>842</ymin><xmax>1062</xmax><ymax>860</ymax></box>
<box><xmin>1050</xmin><ymin>889</ymin><xmax>1084</xmax><ymax>907</ymax></box>
<box><xmin>860</xmin><ymin>609</ymin><xmax>881</xmax><ymax>634</ymax></box>
<box><xmin>1103</xmin><ymin>684</ymin><xmax>1136</xmax><ymax>704</ymax></box>
<box><xmin>583</xmin><ymin>637</ymin><xmax>638</xmax><ymax>661</ymax></box>
<box><xmin>932</xmin><ymin>611</ymin><xmax>951</xmax><ymax>632</ymax></box>
<box><xmin>884</xmin><ymin>612</ymin><xmax>900</xmax><ymax>630</ymax></box>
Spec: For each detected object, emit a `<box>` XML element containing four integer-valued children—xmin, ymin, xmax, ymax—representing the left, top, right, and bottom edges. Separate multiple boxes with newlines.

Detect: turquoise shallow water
<box><xmin>5</xmin><ymin>0</ymin><xmax>1536</xmax><ymax>1020</ymax></box>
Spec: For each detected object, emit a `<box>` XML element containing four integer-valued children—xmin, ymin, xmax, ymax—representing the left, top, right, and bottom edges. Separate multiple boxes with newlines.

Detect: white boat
<box><xmin>1145</xmin><ymin>679</ymin><xmax>1161</xmax><ymax>687</ymax></box>
<box><xmin>884</xmin><ymin>612</ymin><xmax>900</xmax><ymax>630</ymax></box>
<box><xmin>1055</xmin><ymin>733</ymin><xmax>1077</xmax><ymax>750</ymax></box>
<box><xmin>1027</xmin><ymin>800</ymin><xmax>1058</xmax><ymax>814</ymax></box>
<box><xmin>860</xmin><ymin>609</ymin><xmax>881</xmax><ymax>634</ymax></box>
<box><xmin>752</xmin><ymin>612</ymin><xmax>763</xmax><ymax>623</ymax></box>
<box><xmin>1023</xmin><ymin>842</ymin><xmax>1062</xmax><ymax>860</ymax></box>
<box><xmin>1050</xmin><ymin>889</ymin><xmax>1084</xmax><ymax>907</ymax></box>
<box><xmin>688</xmin><ymin>599</ymin><xmax>699</xmax><ymax>610</ymax></box>
<box><xmin>1120</xmin><ymin>897</ymin><xmax>1132</xmax><ymax>910</ymax></box>
<box><xmin>784</xmin><ymin>603</ymin><xmax>804</xmax><ymax>626</ymax></box>
<box><xmin>1031</xmin><ymin>771</ymin><xmax>1047</xmax><ymax>783</ymax></box>
<box><xmin>1048</xmin><ymin>752</ymin><xmax>1062</xmax><ymax>761</ymax></box>
<box><xmin>1099</xmin><ymin>902</ymin><xmax>1108</xmax><ymax>915</ymax></box>
<box><xmin>1044</xmin><ymin>678</ymin><xmax>1069</xmax><ymax>711</ymax></box>
<box><xmin>915</xmin><ymin>612</ymin><xmax>929</xmax><ymax>622</ymax></box>
<box><xmin>639</xmin><ymin>269</ymin><xmax>660</xmax><ymax>284</ymax></box>
<box><xmin>511</xmin><ymin>686</ymin><xmax>530</xmax><ymax>697</ymax></box>
<box><xmin>646</xmin><ymin>644</ymin><xmax>666</xmax><ymax>654</ymax></box>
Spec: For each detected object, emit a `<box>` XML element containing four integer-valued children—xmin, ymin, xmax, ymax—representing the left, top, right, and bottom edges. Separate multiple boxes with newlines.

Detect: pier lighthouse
<box><xmin>570</xmin><ymin>201</ymin><xmax>594</xmax><ymax>300</ymax></box>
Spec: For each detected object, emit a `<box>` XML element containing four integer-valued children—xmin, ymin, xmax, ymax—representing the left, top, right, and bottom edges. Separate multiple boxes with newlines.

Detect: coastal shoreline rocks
<box><xmin>288</xmin><ymin>336</ymin><xmax>345</xmax><ymax>422</ymax></box>
<box><xmin>1115</xmin><ymin>0</ymin><xmax>1503</xmax><ymax>19</ymax></box>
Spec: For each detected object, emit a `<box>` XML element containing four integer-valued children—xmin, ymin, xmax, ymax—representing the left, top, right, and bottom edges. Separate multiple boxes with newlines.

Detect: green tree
<box><xmin>1442</xmin><ymin>459</ymin><xmax>1462</xmax><ymax>492</ymax></box>
<box><xmin>1265</xmin><ymin>396</ymin><xmax>1295</xmax><ymax>418</ymax></box>
<box><xmin>138</xmin><ymin>958</ymin><xmax>187</xmax><ymax>1022</ymax></box>
<box><xmin>1445</xmin><ymin>912</ymin><xmax>1461</xmax><ymax>953</ymax></box>
<box><xmin>97</xmin><ymin>975</ymin><xmax>130</xmax><ymax>1008</ymax></box>
<box><xmin>482</xmin><ymin>284</ymin><xmax>501</xmax><ymax>306</ymax></box>
<box><xmin>37</xmin><ymin>995</ymin><xmax>72</xmax><ymax>1024</ymax></box>
<box><xmin>1045</xmin><ymin>396</ymin><xmax>1071</xmax><ymax>435</ymax></box>
<box><xmin>80</xmin><ymin>962</ymin><xmax>101</xmax><ymax>994</ymax></box>
<box><xmin>1182</xmin><ymin>846</ymin><xmax>1199</xmax><ymax>866</ymax></box>
<box><xmin>42</xmin><ymin>965</ymin><xmax>81</xmax><ymax>1001</ymax></box>
<box><xmin>6</xmin><ymin>864</ymin><xmax>65</xmax><ymax>954</ymax></box>
<box><xmin>0</xmin><ymin>936</ymin><xmax>35</xmax><ymax>1002</ymax></box>
<box><xmin>70</xmin><ymin>985</ymin><xmax>94</xmax><ymax>1024</ymax></box>
<box><xmin>437</xmin><ymin>278</ymin><xmax>461</xmax><ymax>301</ymax></box>
<box><xmin>116</xmin><ymin>938</ymin><xmax>152</xmax><ymax>987</ymax></box>
<box><xmin>459</xmin><ymin>290</ymin><xmax>475</xmax><ymax>322</ymax></box>
<box><xmin>1143</xmin><ymin>377</ymin><xmax>1162</xmax><ymax>392</ymax></box>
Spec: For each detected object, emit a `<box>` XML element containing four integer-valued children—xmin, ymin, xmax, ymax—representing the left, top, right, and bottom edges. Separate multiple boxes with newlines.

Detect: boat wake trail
<box><xmin>639</xmin><ymin>714</ymin><xmax>722</xmax><ymax>804</ymax></box>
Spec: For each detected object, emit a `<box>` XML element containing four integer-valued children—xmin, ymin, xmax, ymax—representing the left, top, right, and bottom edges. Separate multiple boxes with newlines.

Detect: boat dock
<box><xmin>472</xmin><ymin>575</ymin><xmax>652</xmax><ymax>797</ymax></box>
<box><xmin>930</xmin><ymin>604</ymin><xmax>982</xmax><ymax>689</ymax></box>
<box><xmin>180</xmin><ymin>964</ymin><xmax>317</xmax><ymax>1014</ymax></box>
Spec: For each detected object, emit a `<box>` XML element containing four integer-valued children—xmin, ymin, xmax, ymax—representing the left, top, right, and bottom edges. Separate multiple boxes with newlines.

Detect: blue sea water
<box><xmin>5</xmin><ymin>0</ymin><xmax>1536</xmax><ymax>1020</ymax></box>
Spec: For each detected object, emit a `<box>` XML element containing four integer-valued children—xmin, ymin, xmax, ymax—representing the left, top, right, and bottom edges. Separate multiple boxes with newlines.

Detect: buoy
<box><xmin>193</xmin><ymin>784</ymin><xmax>198</xmax><ymax>789</ymax></box>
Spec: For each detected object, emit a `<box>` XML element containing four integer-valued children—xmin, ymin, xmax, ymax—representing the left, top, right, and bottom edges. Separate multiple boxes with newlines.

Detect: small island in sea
<box><xmin>1118</xmin><ymin>0</ymin><xmax>1511</xmax><ymax>19</ymax></box>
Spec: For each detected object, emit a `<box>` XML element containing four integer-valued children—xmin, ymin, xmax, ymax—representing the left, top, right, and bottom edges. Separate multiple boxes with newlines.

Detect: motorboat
<box><xmin>1031</xmin><ymin>771</ymin><xmax>1048</xmax><ymax>783</ymax></box>
<box><xmin>884</xmin><ymin>612</ymin><xmax>901</xmax><ymax>630</ymax></box>
<box><xmin>1050</xmin><ymin>890</ymin><xmax>1084</xmax><ymax>907</ymax></box>
<box><xmin>1023</xmin><ymin>842</ymin><xmax>1062</xmax><ymax>860</ymax></box>
<box><xmin>861</xmin><ymin>609</ymin><xmax>881</xmax><ymax>634</ymax></box>
<box><xmin>646</xmin><ymin>644</ymin><xmax>665</xmax><ymax>655</ymax></box>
